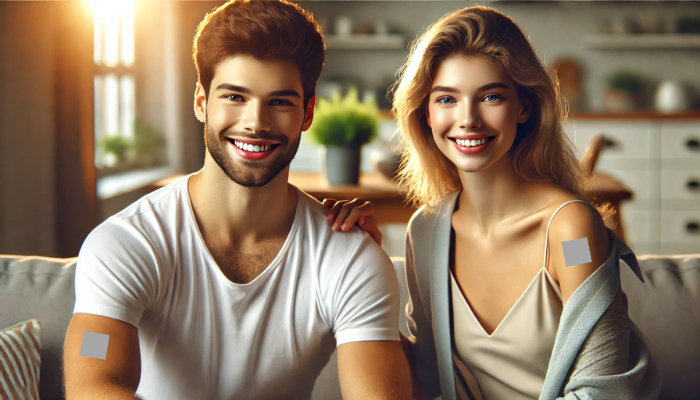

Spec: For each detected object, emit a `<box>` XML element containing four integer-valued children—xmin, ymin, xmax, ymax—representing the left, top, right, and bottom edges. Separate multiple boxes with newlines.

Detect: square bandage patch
<box><xmin>80</xmin><ymin>331</ymin><xmax>110</xmax><ymax>360</ymax></box>
<box><xmin>561</xmin><ymin>237</ymin><xmax>592</xmax><ymax>267</ymax></box>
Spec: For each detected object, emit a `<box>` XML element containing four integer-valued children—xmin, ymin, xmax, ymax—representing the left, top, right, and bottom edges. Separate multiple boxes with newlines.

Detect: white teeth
<box><xmin>233</xmin><ymin>140</ymin><xmax>273</xmax><ymax>153</ymax></box>
<box><xmin>455</xmin><ymin>137</ymin><xmax>491</xmax><ymax>147</ymax></box>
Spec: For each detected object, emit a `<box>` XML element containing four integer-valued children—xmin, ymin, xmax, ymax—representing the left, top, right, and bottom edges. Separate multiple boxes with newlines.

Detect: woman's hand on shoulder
<box><xmin>322</xmin><ymin>198</ymin><xmax>382</xmax><ymax>246</ymax></box>
<box><xmin>547</xmin><ymin>201</ymin><xmax>611</xmax><ymax>307</ymax></box>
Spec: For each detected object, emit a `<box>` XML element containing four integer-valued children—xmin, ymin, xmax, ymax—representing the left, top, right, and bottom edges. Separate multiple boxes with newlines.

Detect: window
<box><xmin>91</xmin><ymin>0</ymin><xmax>167</xmax><ymax>179</ymax></box>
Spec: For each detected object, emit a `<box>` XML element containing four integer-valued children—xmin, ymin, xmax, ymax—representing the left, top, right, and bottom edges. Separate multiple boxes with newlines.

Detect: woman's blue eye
<box><xmin>437</xmin><ymin>97</ymin><xmax>455</xmax><ymax>105</ymax></box>
<box><xmin>484</xmin><ymin>94</ymin><xmax>500</xmax><ymax>102</ymax></box>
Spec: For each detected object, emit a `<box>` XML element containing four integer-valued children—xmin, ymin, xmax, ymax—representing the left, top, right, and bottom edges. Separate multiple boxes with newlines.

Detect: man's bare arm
<box><xmin>63</xmin><ymin>313</ymin><xmax>142</xmax><ymax>399</ymax></box>
<box><xmin>337</xmin><ymin>340</ymin><xmax>412</xmax><ymax>400</ymax></box>
<box><xmin>400</xmin><ymin>333</ymin><xmax>431</xmax><ymax>400</ymax></box>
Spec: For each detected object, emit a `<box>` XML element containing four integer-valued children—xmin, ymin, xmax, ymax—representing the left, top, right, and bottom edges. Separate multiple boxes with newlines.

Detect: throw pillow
<box><xmin>0</xmin><ymin>319</ymin><xmax>41</xmax><ymax>399</ymax></box>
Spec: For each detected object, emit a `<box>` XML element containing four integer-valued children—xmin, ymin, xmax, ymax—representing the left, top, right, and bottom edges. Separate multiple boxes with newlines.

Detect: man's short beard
<box><xmin>204</xmin><ymin>118</ymin><xmax>301</xmax><ymax>187</ymax></box>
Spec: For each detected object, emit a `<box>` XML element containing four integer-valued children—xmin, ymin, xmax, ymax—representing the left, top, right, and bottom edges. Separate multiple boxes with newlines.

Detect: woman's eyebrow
<box><xmin>477</xmin><ymin>82</ymin><xmax>510</xmax><ymax>91</ymax></box>
<box><xmin>430</xmin><ymin>85</ymin><xmax>459</xmax><ymax>94</ymax></box>
<box><xmin>430</xmin><ymin>82</ymin><xmax>510</xmax><ymax>94</ymax></box>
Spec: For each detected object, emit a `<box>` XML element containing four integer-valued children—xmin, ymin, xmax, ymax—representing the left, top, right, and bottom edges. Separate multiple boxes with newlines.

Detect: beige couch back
<box><xmin>1</xmin><ymin>254</ymin><xmax>699</xmax><ymax>399</ymax></box>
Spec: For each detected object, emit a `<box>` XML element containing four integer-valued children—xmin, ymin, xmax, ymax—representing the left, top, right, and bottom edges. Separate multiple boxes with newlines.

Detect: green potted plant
<box><xmin>102</xmin><ymin>134</ymin><xmax>134</xmax><ymax>167</ymax></box>
<box><xmin>307</xmin><ymin>88</ymin><xmax>380</xmax><ymax>185</ymax></box>
<box><xmin>603</xmin><ymin>70</ymin><xmax>643</xmax><ymax>112</ymax></box>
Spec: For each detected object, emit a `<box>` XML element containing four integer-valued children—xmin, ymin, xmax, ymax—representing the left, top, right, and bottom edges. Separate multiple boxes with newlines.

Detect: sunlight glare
<box><xmin>89</xmin><ymin>0</ymin><xmax>135</xmax><ymax>67</ymax></box>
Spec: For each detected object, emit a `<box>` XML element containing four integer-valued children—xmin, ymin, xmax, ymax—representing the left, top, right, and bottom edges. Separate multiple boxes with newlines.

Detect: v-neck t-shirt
<box><xmin>73</xmin><ymin>174</ymin><xmax>400</xmax><ymax>399</ymax></box>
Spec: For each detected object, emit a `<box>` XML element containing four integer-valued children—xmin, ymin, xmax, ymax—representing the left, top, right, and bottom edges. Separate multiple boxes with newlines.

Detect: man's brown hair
<box><xmin>192</xmin><ymin>0</ymin><xmax>325</xmax><ymax>106</ymax></box>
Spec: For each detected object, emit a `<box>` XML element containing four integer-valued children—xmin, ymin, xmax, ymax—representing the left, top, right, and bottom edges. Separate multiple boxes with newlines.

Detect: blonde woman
<box><xmin>324</xmin><ymin>6</ymin><xmax>659</xmax><ymax>400</ymax></box>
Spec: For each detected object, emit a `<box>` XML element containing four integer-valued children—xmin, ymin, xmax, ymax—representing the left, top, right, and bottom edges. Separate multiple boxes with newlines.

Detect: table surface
<box><xmin>287</xmin><ymin>171</ymin><xmax>632</xmax><ymax>201</ymax></box>
<box><xmin>152</xmin><ymin>170</ymin><xmax>632</xmax><ymax>205</ymax></box>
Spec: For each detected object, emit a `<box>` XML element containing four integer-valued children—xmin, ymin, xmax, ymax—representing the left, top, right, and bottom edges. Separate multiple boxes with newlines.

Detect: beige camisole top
<box><xmin>450</xmin><ymin>200</ymin><xmax>589</xmax><ymax>399</ymax></box>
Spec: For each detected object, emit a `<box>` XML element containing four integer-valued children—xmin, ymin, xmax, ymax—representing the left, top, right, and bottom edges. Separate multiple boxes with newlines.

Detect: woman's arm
<box><xmin>548</xmin><ymin>202</ymin><xmax>660</xmax><ymax>398</ymax></box>
<box><xmin>547</xmin><ymin>202</ymin><xmax>611</xmax><ymax>307</ymax></box>
<box><xmin>558</xmin><ymin>291</ymin><xmax>661</xmax><ymax>400</ymax></box>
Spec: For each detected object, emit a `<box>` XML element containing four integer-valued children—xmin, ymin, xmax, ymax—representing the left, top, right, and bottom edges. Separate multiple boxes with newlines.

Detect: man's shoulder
<box><xmin>295</xmin><ymin>187</ymin><xmax>368</xmax><ymax>243</ymax></box>
<box><xmin>293</xmin><ymin>187</ymin><xmax>389</xmax><ymax>266</ymax></box>
<box><xmin>83</xmin><ymin>178</ymin><xmax>189</xmax><ymax>255</ymax></box>
<box><xmin>114</xmin><ymin>177</ymin><xmax>187</xmax><ymax>222</ymax></box>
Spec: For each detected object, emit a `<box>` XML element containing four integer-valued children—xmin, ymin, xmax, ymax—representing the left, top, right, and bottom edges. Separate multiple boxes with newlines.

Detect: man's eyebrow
<box><xmin>216</xmin><ymin>83</ymin><xmax>251</xmax><ymax>94</ymax></box>
<box><xmin>430</xmin><ymin>82</ymin><xmax>511</xmax><ymax>94</ymax></box>
<box><xmin>215</xmin><ymin>84</ymin><xmax>301</xmax><ymax>99</ymax></box>
<box><xmin>267</xmin><ymin>89</ymin><xmax>301</xmax><ymax>98</ymax></box>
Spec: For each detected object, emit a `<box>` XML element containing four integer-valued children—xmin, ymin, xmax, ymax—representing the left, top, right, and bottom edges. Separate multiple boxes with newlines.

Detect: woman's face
<box><xmin>426</xmin><ymin>54</ymin><xmax>531</xmax><ymax>173</ymax></box>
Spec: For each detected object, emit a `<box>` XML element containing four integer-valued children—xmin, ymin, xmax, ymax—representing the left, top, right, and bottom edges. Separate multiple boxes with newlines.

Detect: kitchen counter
<box><xmin>569</xmin><ymin>112</ymin><xmax>700</xmax><ymax>120</ymax></box>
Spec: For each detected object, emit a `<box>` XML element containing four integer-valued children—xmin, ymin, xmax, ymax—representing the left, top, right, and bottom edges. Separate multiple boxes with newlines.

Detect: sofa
<box><xmin>1</xmin><ymin>254</ymin><xmax>699</xmax><ymax>399</ymax></box>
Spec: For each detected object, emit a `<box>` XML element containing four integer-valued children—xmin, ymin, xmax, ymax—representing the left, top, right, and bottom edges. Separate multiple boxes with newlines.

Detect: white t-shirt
<box><xmin>73</xmin><ymin>175</ymin><xmax>400</xmax><ymax>400</ymax></box>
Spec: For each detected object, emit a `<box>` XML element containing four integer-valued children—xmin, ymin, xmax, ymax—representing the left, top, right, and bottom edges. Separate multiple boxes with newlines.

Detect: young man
<box><xmin>62</xmin><ymin>1</ymin><xmax>411</xmax><ymax>399</ymax></box>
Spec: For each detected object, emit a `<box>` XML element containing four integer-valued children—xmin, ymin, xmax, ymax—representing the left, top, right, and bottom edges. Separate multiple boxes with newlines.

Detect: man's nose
<box><xmin>240</xmin><ymin>101</ymin><xmax>272</xmax><ymax>134</ymax></box>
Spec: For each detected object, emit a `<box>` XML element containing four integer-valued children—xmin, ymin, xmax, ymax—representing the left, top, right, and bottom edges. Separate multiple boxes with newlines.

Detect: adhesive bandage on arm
<box><xmin>561</xmin><ymin>237</ymin><xmax>592</xmax><ymax>267</ymax></box>
<box><xmin>80</xmin><ymin>331</ymin><xmax>110</xmax><ymax>360</ymax></box>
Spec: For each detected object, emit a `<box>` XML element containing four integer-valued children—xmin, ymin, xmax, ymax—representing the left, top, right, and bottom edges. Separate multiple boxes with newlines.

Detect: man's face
<box><xmin>194</xmin><ymin>55</ymin><xmax>315</xmax><ymax>187</ymax></box>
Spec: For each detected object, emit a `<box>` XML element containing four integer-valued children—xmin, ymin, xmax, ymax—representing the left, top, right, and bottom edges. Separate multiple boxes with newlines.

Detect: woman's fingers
<box><xmin>345</xmin><ymin>203</ymin><xmax>381</xmax><ymax>245</ymax></box>
<box><xmin>321</xmin><ymin>198</ymin><xmax>337</xmax><ymax>208</ymax></box>
<box><xmin>332</xmin><ymin>198</ymin><xmax>368</xmax><ymax>231</ymax></box>
<box><xmin>324</xmin><ymin>199</ymin><xmax>381</xmax><ymax>245</ymax></box>
<box><xmin>357</xmin><ymin>213</ymin><xmax>382</xmax><ymax>246</ymax></box>
<box><xmin>324</xmin><ymin>199</ymin><xmax>346</xmax><ymax>225</ymax></box>
<box><xmin>342</xmin><ymin>202</ymin><xmax>375</xmax><ymax>230</ymax></box>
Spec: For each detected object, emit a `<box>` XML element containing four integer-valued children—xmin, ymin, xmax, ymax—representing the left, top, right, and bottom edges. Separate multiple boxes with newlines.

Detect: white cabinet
<box><xmin>658</xmin><ymin>121</ymin><xmax>700</xmax><ymax>254</ymax></box>
<box><xmin>566</xmin><ymin>118</ymin><xmax>700</xmax><ymax>256</ymax></box>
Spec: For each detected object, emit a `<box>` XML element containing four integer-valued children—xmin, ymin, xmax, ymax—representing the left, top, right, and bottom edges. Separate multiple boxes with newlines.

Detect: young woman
<box><xmin>325</xmin><ymin>6</ymin><xmax>659</xmax><ymax>400</ymax></box>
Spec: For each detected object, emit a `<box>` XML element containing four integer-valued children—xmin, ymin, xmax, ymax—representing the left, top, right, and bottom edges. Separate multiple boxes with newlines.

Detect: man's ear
<box><xmin>194</xmin><ymin>82</ymin><xmax>207</xmax><ymax>123</ymax></box>
<box><xmin>301</xmin><ymin>96</ymin><xmax>316</xmax><ymax>132</ymax></box>
<box><xmin>518</xmin><ymin>97</ymin><xmax>533</xmax><ymax>124</ymax></box>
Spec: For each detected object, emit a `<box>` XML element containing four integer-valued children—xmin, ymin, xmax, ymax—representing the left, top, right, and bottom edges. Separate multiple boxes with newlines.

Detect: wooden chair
<box><xmin>580</xmin><ymin>134</ymin><xmax>607</xmax><ymax>176</ymax></box>
<box><xmin>580</xmin><ymin>134</ymin><xmax>628</xmax><ymax>243</ymax></box>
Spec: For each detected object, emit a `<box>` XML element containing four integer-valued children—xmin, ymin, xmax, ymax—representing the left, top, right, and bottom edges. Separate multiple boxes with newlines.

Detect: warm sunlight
<box><xmin>88</xmin><ymin>0</ymin><xmax>135</xmax><ymax>67</ymax></box>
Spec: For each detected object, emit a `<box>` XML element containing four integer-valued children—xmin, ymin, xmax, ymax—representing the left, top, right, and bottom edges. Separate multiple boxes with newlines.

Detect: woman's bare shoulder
<box><xmin>535</xmin><ymin>184</ymin><xmax>587</xmax><ymax>211</ymax></box>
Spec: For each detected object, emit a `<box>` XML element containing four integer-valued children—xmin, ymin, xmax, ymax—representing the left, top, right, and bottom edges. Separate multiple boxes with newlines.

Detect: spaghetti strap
<box><xmin>542</xmin><ymin>200</ymin><xmax>595</xmax><ymax>270</ymax></box>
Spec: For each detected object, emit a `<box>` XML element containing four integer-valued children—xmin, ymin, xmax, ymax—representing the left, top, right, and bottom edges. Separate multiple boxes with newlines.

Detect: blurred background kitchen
<box><xmin>1</xmin><ymin>0</ymin><xmax>699</xmax><ymax>259</ymax></box>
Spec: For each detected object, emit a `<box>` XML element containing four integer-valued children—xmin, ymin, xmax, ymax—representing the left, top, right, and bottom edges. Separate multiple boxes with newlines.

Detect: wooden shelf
<box><xmin>325</xmin><ymin>34</ymin><xmax>404</xmax><ymax>50</ymax></box>
<box><xmin>570</xmin><ymin>111</ymin><xmax>700</xmax><ymax>120</ymax></box>
<box><xmin>584</xmin><ymin>34</ymin><xmax>700</xmax><ymax>49</ymax></box>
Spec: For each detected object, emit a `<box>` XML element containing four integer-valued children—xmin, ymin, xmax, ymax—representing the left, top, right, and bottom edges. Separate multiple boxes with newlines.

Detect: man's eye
<box><xmin>270</xmin><ymin>99</ymin><xmax>292</xmax><ymax>106</ymax></box>
<box><xmin>225</xmin><ymin>95</ymin><xmax>244</xmax><ymax>102</ymax></box>
<box><xmin>437</xmin><ymin>97</ymin><xmax>455</xmax><ymax>105</ymax></box>
<box><xmin>484</xmin><ymin>94</ymin><xmax>501</xmax><ymax>102</ymax></box>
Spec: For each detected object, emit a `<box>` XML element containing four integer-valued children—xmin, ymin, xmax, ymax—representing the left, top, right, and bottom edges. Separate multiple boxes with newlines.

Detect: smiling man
<box><xmin>62</xmin><ymin>1</ymin><xmax>411</xmax><ymax>399</ymax></box>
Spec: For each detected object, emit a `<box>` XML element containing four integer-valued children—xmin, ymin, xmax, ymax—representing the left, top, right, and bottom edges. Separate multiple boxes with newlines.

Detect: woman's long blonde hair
<box><xmin>392</xmin><ymin>6</ymin><xmax>610</xmax><ymax>219</ymax></box>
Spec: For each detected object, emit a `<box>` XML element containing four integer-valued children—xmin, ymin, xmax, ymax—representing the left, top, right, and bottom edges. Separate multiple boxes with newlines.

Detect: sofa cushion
<box><xmin>621</xmin><ymin>254</ymin><xmax>700</xmax><ymax>400</ymax></box>
<box><xmin>0</xmin><ymin>319</ymin><xmax>42</xmax><ymax>398</ymax></box>
<box><xmin>0</xmin><ymin>256</ymin><xmax>76</xmax><ymax>400</ymax></box>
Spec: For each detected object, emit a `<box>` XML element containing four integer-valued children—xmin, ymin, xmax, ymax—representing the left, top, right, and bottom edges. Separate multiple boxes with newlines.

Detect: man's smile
<box><xmin>227</xmin><ymin>138</ymin><xmax>279</xmax><ymax>160</ymax></box>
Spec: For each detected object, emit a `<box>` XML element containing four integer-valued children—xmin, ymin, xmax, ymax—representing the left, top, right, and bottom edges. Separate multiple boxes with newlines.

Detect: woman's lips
<box><xmin>450</xmin><ymin>136</ymin><xmax>495</xmax><ymax>155</ymax></box>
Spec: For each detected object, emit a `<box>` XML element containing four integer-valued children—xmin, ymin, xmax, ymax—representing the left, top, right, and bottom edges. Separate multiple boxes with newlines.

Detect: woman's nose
<box><xmin>458</xmin><ymin>100</ymin><xmax>482</xmax><ymax>130</ymax></box>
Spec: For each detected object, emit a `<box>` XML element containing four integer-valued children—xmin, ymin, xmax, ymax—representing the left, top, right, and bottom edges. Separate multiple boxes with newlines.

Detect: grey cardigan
<box><xmin>404</xmin><ymin>191</ymin><xmax>660</xmax><ymax>400</ymax></box>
